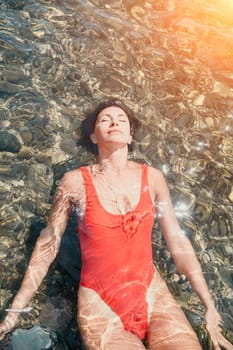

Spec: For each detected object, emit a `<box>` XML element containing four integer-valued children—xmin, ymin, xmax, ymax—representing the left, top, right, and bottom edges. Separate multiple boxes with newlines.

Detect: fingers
<box><xmin>0</xmin><ymin>321</ymin><xmax>11</xmax><ymax>338</ymax></box>
<box><xmin>211</xmin><ymin>335</ymin><xmax>222</xmax><ymax>350</ymax></box>
<box><xmin>0</xmin><ymin>332</ymin><xmax>6</xmax><ymax>340</ymax></box>
<box><xmin>217</xmin><ymin>333</ymin><xmax>233</xmax><ymax>350</ymax></box>
<box><xmin>0</xmin><ymin>325</ymin><xmax>9</xmax><ymax>340</ymax></box>
<box><xmin>0</xmin><ymin>313</ymin><xmax>19</xmax><ymax>341</ymax></box>
<box><xmin>208</xmin><ymin>326</ymin><xmax>233</xmax><ymax>350</ymax></box>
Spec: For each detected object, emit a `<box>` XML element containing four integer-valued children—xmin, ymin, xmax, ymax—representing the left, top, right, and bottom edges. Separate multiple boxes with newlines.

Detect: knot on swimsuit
<box><xmin>121</xmin><ymin>211</ymin><xmax>142</xmax><ymax>238</ymax></box>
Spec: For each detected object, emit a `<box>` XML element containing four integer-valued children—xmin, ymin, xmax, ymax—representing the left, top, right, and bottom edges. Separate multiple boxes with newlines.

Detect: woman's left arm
<box><xmin>152</xmin><ymin>168</ymin><xmax>233</xmax><ymax>350</ymax></box>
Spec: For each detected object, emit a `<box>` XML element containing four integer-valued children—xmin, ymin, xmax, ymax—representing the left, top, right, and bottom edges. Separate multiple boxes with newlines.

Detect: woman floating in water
<box><xmin>0</xmin><ymin>99</ymin><xmax>232</xmax><ymax>350</ymax></box>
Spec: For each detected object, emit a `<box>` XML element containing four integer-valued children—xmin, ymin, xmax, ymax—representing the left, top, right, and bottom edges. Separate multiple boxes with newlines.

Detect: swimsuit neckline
<box><xmin>86</xmin><ymin>164</ymin><xmax>145</xmax><ymax>217</ymax></box>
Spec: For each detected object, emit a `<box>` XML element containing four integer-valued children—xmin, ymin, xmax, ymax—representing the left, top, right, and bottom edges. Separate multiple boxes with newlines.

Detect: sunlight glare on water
<box><xmin>0</xmin><ymin>0</ymin><xmax>233</xmax><ymax>348</ymax></box>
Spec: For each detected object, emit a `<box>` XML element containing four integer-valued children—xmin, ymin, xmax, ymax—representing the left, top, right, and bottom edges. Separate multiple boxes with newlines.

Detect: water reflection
<box><xmin>174</xmin><ymin>201</ymin><xmax>191</xmax><ymax>219</ymax></box>
<box><xmin>0</xmin><ymin>0</ymin><xmax>233</xmax><ymax>348</ymax></box>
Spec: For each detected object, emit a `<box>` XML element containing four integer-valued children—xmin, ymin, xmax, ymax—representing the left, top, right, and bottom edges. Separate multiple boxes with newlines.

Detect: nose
<box><xmin>110</xmin><ymin>118</ymin><xmax>119</xmax><ymax>126</ymax></box>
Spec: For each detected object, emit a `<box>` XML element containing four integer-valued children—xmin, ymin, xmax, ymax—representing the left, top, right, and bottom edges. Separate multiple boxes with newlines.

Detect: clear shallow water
<box><xmin>0</xmin><ymin>0</ymin><xmax>232</xmax><ymax>349</ymax></box>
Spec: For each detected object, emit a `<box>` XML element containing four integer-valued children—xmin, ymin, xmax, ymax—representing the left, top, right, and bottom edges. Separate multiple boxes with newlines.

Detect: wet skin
<box><xmin>0</xmin><ymin>106</ymin><xmax>232</xmax><ymax>350</ymax></box>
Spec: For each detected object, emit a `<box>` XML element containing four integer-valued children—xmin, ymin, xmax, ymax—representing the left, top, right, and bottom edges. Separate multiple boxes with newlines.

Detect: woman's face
<box><xmin>90</xmin><ymin>106</ymin><xmax>132</xmax><ymax>147</ymax></box>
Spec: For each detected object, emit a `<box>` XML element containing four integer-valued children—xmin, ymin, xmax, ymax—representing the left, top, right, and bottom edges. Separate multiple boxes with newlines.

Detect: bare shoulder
<box><xmin>147</xmin><ymin>165</ymin><xmax>169</xmax><ymax>197</ymax></box>
<box><xmin>147</xmin><ymin>165</ymin><xmax>165</xmax><ymax>182</ymax></box>
<box><xmin>128</xmin><ymin>161</ymin><xmax>143</xmax><ymax>170</ymax></box>
<box><xmin>59</xmin><ymin>167</ymin><xmax>84</xmax><ymax>193</ymax></box>
<box><xmin>129</xmin><ymin>162</ymin><xmax>167</xmax><ymax>185</ymax></box>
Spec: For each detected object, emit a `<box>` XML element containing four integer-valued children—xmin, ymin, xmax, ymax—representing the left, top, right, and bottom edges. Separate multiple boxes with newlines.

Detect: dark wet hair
<box><xmin>80</xmin><ymin>98</ymin><xmax>140</xmax><ymax>155</ymax></box>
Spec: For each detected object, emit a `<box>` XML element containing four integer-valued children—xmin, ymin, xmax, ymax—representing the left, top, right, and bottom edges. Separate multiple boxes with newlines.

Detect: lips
<box><xmin>107</xmin><ymin>129</ymin><xmax>122</xmax><ymax>134</ymax></box>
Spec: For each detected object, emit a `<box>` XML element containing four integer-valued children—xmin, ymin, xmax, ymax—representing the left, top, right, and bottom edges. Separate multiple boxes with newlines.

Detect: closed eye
<box><xmin>99</xmin><ymin>116</ymin><xmax>110</xmax><ymax>122</ymax></box>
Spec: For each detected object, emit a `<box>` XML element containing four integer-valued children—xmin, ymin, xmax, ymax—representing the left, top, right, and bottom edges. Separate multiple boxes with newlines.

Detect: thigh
<box><xmin>77</xmin><ymin>286</ymin><xmax>146</xmax><ymax>350</ymax></box>
<box><xmin>146</xmin><ymin>271</ymin><xmax>202</xmax><ymax>350</ymax></box>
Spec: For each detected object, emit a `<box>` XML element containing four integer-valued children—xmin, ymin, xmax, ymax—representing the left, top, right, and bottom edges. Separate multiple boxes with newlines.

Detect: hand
<box><xmin>205</xmin><ymin>307</ymin><xmax>233</xmax><ymax>350</ymax></box>
<box><xmin>0</xmin><ymin>312</ymin><xmax>19</xmax><ymax>340</ymax></box>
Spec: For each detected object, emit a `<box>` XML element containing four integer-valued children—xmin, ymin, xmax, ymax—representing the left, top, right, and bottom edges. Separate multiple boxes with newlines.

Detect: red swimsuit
<box><xmin>78</xmin><ymin>164</ymin><xmax>155</xmax><ymax>339</ymax></box>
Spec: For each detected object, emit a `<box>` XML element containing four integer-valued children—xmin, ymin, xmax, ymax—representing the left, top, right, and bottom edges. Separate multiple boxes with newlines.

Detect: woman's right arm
<box><xmin>0</xmin><ymin>172</ymin><xmax>73</xmax><ymax>339</ymax></box>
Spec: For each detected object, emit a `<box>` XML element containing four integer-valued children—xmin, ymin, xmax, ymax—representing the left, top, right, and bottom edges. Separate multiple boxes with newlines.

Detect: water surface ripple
<box><xmin>0</xmin><ymin>0</ymin><xmax>232</xmax><ymax>349</ymax></box>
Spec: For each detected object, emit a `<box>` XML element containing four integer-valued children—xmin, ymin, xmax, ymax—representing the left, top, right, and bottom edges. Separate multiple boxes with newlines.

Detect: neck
<box><xmin>96</xmin><ymin>146</ymin><xmax>129</xmax><ymax>173</ymax></box>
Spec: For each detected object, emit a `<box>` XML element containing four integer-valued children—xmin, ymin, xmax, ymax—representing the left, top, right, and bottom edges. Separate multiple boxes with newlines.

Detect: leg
<box><xmin>77</xmin><ymin>286</ymin><xmax>146</xmax><ymax>350</ymax></box>
<box><xmin>146</xmin><ymin>271</ymin><xmax>202</xmax><ymax>350</ymax></box>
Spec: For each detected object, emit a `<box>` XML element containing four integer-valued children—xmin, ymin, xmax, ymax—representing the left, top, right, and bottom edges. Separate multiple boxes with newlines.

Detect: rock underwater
<box><xmin>0</xmin><ymin>0</ymin><xmax>232</xmax><ymax>349</ymax></box>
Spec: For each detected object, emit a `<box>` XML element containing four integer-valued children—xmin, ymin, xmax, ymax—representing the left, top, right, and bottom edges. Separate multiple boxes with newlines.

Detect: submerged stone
<box><xmin>11</xmin><ymin>326</ymin><xmax>52</xmax><ymax>350</ymax></box>
<box><xmin>0</xmin><ymin>131</ymin><xmax>21</xmax><ymax>153</ymax></box>
<box><xmin>0</xmin><ymin>0</ymin><xmax>233</xmax><ymax>348</ymax></box>
<box><xmin>10</xmin><ymin>325</ymin><xmax>69</xmax><ymax>350</ymax></box>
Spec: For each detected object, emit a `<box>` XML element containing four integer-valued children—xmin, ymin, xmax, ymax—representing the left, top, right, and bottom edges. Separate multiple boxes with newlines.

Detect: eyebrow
<box><xmin>98</xmin><ymin>113</ymin><xmax>128</xmax><ymax>118</ymax></box>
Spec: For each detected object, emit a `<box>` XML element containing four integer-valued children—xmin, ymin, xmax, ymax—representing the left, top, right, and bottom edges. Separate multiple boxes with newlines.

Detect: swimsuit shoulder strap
<box><xmin>141</xmin><ymin>163</ymin><xmax>149</xmax><ymax>191</ymax></box>
<box><xmin>140</xmin><ymin>163</ymin><xmax>154</xmax><ymax>207</ymax></box>
<box><xmin>141</xmin><ymin>163</ymin><xmax>147</xmax><ymax>184</ymax></box>
<box><xmin>79</xmin><ymin>166</ymin><xmax>89</xmax><ymax>181</ymax></box>
<box><xmin>79</xmin><ymin>166</ymin><xmax>96</xmax><ymax>197</ymax></box>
